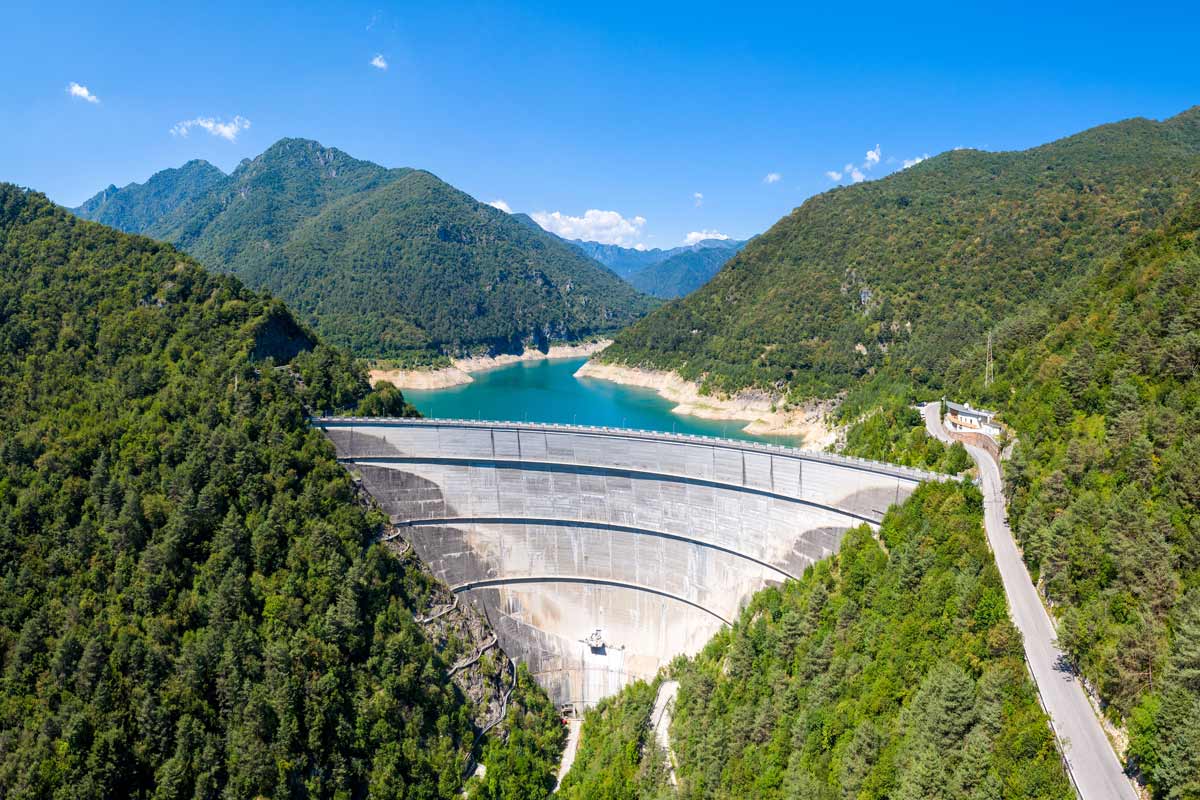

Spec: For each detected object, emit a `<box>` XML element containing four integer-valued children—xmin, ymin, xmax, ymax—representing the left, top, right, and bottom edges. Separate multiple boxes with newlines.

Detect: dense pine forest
<box><xmin>72</xmin><ymin>139</ymin><xmax>655</xmax><ymax>365</ymax></box>
<box><xmin>561</xmin><ymin>481</ymin><xmax>1072</xmax><ymax>799</ymax></box>
<box><xmin>827</xmin><ymin>200</ymin><xmax>1200</xmax><ymax>796</ymax></box>
<box><xmin>938</xmin><ymin>205</ymin><xmax>1200</xmax><ymax>796</ymax></box>
<box><xmin>0</xmin><ymin>186</ymin><xmax>563</xmax><ymax>798</ymax></box>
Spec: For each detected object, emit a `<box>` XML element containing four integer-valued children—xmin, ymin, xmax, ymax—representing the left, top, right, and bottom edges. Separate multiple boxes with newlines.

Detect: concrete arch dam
<box><xmin>315</xmin><ymin>418</ymin><xmax>940</xmax><ymax>710</ymax></box>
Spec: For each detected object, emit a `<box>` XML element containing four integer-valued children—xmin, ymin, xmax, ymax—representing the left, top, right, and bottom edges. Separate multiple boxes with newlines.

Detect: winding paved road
<box><xmin>922</xmin><ymin>405</ymin><xmax>1136</xmax><ymax>800</ymax></box>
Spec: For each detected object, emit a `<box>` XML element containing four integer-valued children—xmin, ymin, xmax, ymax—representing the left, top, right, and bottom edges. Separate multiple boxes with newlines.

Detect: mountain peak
<box><xmin>180</xmin><ymin>158</ymin><xmax>219</xmax><ymax>171</ymax></box>
<box><xmin>70</xmin><ymin>139</ymin><xmax>655</xmax><ymax>362</ymax></box>
<box><xmin>232</xmin><ymin>138</ymin><xmax>387</xmax><ymax>187</ymax></box>
<box><xmin>255</xmin><ymin>137</ymin><xmax>350</xmax><ymax>164</ymax></box>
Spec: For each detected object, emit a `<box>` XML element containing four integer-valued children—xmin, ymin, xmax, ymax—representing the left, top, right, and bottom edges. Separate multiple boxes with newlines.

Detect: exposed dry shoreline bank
<box><xmin>368</xmin><ymin>340</ymin><xmax>611</xmax><ymax>390</ymax></box>
<box><xmin>574</xmin><ymin>361</ymin><xmax>838</xmax><ymax>446</ymax></box>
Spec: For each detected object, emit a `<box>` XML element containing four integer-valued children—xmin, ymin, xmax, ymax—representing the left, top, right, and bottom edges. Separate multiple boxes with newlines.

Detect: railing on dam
<box><xmin>312</xmin><ymin>416</ymin><xmax>945</xmax><ymax>484</ymax></box>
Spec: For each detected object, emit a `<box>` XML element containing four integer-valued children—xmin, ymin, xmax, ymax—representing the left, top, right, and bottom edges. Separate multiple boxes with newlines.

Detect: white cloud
<box><xmin>487</xmin><ymin>199</ymin><xmax>512</xmax><ymax>213</ymax></box>
<box><xmin>170</xmin><ymin>116</ymin><xmax>251</xmax><ymax>142</ymax></box>
<box><xmin>531</xmin><ymin>209</ymin><xmax>647</xmax><ymax>247</ymax></box>
<box><xmin>67</xmin><ymin>82</ymin><xmax>99</xmax><ymax>104</ymax></box>
<box><xmin>693</xmin><ymin>192</ymin><xmax>704</xmax><ymax>207</ymax></box>
<box><xmin>825</xmin><ymin>146</ymin><xmax>882</xmax><ymax>184</ymax></box>
<box><xmin>683</xmin><ymin>230</ymin><xmax>730</xmax><ymax>245</ymax></box>
<box><xmin>763</xmin><ymin>172</ymin><xmax>782</xmax><ymax>184</ymax></box>
<box><xmin>902</xmin><ymin>154</ymin><xmax>929</xmax><ymax>169</ymax></box>
<box><xmin>370</xmin><ymin>53</ymin><xmax>388</xmax><ymax>70</ymax></box>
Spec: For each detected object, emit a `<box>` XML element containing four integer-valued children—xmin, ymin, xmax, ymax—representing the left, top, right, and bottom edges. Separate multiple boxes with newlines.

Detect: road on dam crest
<box><xmin>923</xmin><ymin>404</ymin><xmax>1136</xmax><ymax>800</ymax></box>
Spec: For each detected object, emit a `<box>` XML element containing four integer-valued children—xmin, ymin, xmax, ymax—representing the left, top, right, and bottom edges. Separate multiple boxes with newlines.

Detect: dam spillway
<box><xmin>314</xmin><ymin>418</ymin><xmax>940</xmax><ymax>710</ymax></box>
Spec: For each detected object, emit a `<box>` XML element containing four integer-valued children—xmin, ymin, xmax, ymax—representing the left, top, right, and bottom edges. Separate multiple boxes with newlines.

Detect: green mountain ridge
<box><xmin>0</xmin><ymin>184</ymin><xmax>564</xmax><ymax>797</ymax></box>
<box><xmin>948</xmin><ymin>204</ymin><xmax>1200</xmax><ymax>797</ymax></box>
<box><xmin>564</xmin><ymin>237</ymin><xmax>743</xmax><ymax>281</ymax></box>
<box><xmin>599</xmin><ymin>106</ymin><xmax>1200</xmax><ymax>400</ymax></box>
<box><xmin>556</xmin><ymin>105</ymin><xmax>1200</xmax><ymax>799</ymax></box>
<box><xmin>72</xmin><ymin>138</ymin><xmax>655</xmax><ymax>364</ymax></box>
<box><xmin>72</xmin><ymin>158</ymin><xmax>227</xmax><ymax>235</ymax></box>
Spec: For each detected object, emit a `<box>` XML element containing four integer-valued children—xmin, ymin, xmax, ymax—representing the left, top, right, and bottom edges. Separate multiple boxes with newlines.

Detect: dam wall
<box><xmin>314</xmin><ymin>418</ymin><xmax>940</xmax><ymax>710</ymax></box>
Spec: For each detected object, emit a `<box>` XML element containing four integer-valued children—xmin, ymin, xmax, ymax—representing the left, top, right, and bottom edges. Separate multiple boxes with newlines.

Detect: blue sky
<box><xmin>3</xmin><ymin>1</ymin><xmax>1197</xmax><ymax>248</ymax></box>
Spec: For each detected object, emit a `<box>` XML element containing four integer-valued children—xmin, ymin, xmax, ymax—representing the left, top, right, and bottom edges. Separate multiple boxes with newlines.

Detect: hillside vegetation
<box><xmin>931</xmin><ymin>205</ymin><xmax>1200</xmax><ymax>797</ymax></box>
<box><xmin>0</xmin><ymin>186</ymin><xmax>562</xmax><ymax>798</ymax></box>
<box><xmin>600</xmin><ymin>107</ymin><xmax>1200</xmax><ymax>401</ymax></box>
<box><xmin>73</xmin><ymin>139</ymin><xmax>655</xmax><ymax>364</ymax></box>
<box><xmin>555</xmin><ymin>679</ymin><xmax>671</xmax><ymax>800</ymax></box>
<box><xmin>561</xmin><ymin>481</ymin><xmax>1071</xmax><ymax>799</ymax></box>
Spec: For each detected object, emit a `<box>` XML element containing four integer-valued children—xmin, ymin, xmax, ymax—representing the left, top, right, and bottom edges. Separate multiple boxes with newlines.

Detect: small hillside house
<box><xmin>945</xmin><ymin>401</ymin><xmax>1002</xmax><ymax>439</ymax></box>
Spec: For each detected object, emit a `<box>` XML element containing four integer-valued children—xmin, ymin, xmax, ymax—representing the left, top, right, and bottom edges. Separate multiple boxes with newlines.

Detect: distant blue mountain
<box><xmin>509</xmin><ymin>213</ymin><xmax>748</xmax><ymax>298</ymax></box>
<box><xmin>626</xmin><ymin>241</ymin><xmax>748</xmax><ymax>299</ymax></box>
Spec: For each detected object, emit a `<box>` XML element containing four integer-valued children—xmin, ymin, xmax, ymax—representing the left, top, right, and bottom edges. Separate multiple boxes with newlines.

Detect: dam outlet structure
<box><xmin>314</xmin><ymin>418</ymin><xmax>941</xmax><ymax>711</ymax></box>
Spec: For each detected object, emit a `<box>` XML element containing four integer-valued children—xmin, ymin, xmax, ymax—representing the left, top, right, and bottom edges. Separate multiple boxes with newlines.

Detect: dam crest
<box><xmin>314</xmin><ymin>418</ymin><xmax>940</xmax><ymax>711</ymax></box>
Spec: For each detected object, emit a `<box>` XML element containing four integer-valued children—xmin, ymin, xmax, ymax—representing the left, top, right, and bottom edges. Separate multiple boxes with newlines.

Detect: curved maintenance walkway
<box><xmin>922</xmin><ymin>404</ymin><xmax>1136</xmax><ymax>800</ymax></box>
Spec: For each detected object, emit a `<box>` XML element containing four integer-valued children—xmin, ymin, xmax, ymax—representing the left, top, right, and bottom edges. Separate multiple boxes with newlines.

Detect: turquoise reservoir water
<box><xmin>403</xmin><ymin>357</ymin><xmax>801</xmax><ymax>446</ymax></box>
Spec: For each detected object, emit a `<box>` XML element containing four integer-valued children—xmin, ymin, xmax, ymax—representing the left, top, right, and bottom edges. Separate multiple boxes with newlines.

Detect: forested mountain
<box><xmin>626</xmin><ymin>240</ymin><xmax>747</xmax><ymax>299</ymax></box>
<box><xmin>0</xmin><ymin>185</ymin><xmax>562</xmax><ymax>798</ymax></box>
<box><xmin>933</xmin><ymin>204</ymin><xmax>1199</xmax><ymax>797</ymax></box>
<box><xmin>503</xmin><ymin>214</ymin><xmax>746</xmax><ymax>297</ymax></box>
<box><xmin>560</xmin><ymin>481</ymin><xmax>1072</xmax><ymax>799</ymax></box>
<box><xmin>71</xmin><ymin>159</ymin><xmax>226</xmax><ymax>234</ymax></box>
<box><xmin>599</xmin><ymin>107</ymin><xmax>1200</xmax><ymax>401</ymax></box>
<box><xmin>828</xmin><ymin>195</ymin><xmax>1200</xmax><ymax>795</ymax></box>
<box><xmin>72</xmin><ymin>139</ymin><xmax>655</xmax><ymax>364</ymax></box>
<box><xmin>561</xmin><ymin>107</ymin><xmax>1200</xmax><ymax>798</ymax></box>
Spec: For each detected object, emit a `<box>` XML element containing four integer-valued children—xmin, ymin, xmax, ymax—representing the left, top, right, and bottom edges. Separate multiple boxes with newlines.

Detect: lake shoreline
<box><xmin>574</xmin><ymin>361</ymin><xmax>839</xmax><ymax>446</ymax></box>
<box><xmin>369</xmin><ymin>340</ymin><xmax>612</xmax><ymax>390</ymax></box>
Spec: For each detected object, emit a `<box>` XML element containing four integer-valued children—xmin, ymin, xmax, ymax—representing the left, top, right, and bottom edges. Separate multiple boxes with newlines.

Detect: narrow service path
<box><xmin>649</xmin><ymin>680</ymin><xmax>679</xmax><ymax>787</ymax></box>
<box><xmin>555</xmin><ymin>719</ymin><xmax>582</xmax><ymax>790</ymax></box>
<box><xmin>922</xmin><ymin>405</ymin><xmax>1136</xmax><ymax>800</ymax></box>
